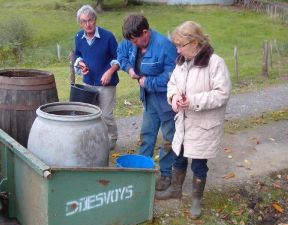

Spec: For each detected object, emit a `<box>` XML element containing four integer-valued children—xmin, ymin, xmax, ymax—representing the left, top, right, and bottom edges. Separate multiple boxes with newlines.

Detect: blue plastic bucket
<box><xmin>116</xmin><ymin>154</ymin><xmax>154</xmax><ymax>169</ymax></box>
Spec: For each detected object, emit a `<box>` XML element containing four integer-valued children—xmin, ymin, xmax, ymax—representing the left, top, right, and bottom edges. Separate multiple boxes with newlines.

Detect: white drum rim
<box><xmin>36</xmin><ymin>102</ymin><xmax>102</xmax><ymax>122</ymax></box>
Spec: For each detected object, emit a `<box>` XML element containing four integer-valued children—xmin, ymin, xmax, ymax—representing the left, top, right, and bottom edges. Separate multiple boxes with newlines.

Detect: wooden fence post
<box><xmin>69</xmin><ymin>50</ymin><xmax>75</xmax><ymax>85</ymax></box>
<box><xmin>57</xmin><ymin>43</ymin><xmax>61</xmax><ymax>61</ymax></box>
<box><xmin>269</xmin><ymin>41</ymin><xmax>273</xmax><ymax>68</ymax></box>
<box><xmin>234</xmin><ymin>46</ymin><xmax>239</xmax><ymax>82</ymax></box>
<box><xmin>262</xmin><ymin>41</ymin><xmax>269</xmax><ymax>78</ymax></box>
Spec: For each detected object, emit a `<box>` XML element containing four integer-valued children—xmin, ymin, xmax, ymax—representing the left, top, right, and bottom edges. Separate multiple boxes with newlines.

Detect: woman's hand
<box><xmin>177</xmin><ymin>95</ymin><xmax>189</xmax><ymax>110</ymax></box>
<box><xmin>172</xmin><ymin>94</ymin><xmax>181</xmax><ymax>112</ymax></box>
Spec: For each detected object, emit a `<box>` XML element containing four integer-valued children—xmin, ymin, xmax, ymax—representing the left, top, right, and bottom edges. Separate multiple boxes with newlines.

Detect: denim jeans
<box><xmin>139</xmin><ymin>94</ymin><xmax>175</xmax><ymax>177</ymax></box>
<box><xmin>173</xmin><ymin>146</ymin><xmax>209</xmax><ymax>178</ymax></box>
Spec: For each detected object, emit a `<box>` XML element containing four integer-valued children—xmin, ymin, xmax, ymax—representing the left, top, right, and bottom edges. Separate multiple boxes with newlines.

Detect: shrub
<box><xmin>0</xmin><ymin>17</ymin><xmax>32</xmax><ymax>62</ymax></box>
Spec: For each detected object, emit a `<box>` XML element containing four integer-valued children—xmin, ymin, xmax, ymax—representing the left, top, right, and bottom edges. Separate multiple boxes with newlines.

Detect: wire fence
<box><xmin>236</xmin><ymin>0</ymin><xmax>288</xmax><ymax>24</ymax></box>
<box><xmin>232</xmin><ymin>39</ymin><xmax>288</xmax><ymax>82</ymax></box>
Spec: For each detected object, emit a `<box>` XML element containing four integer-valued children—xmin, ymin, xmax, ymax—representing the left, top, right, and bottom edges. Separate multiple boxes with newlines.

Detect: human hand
<box><xmin>139</xmin><ymin>76</ymin><xmax>146</xmax><ymax>88</ymax></box>
<box><xmin>101</xmin><ymin>70</ymin><xmax>112</xmax><ymax>86</ymax></box>
<box><xmin>177</xmin><ymin>95</ymin><xmax>189</xmax><ymax>110</ymax></box>
<box><xmin>78</xmin><ymin>61</ymin><xmax>89</xmax><ymax>75</ymax></box>
<box><xmin>128</xmin><ymin>68</ymin><xmax>141</xmax><ymax>80</ymax></box>
<box><xmin>172</xmin><ymin>94</ymin><xmax>181</xmax><ymax>112</ymax></box>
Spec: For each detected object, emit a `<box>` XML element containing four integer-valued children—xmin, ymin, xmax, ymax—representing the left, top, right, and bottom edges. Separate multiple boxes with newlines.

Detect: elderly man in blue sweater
<box><xmin>74</xmin><ymin>5</ymin><xmax>119</xmax><ymax>150</ymax></box>
<box><xmin>117</xmin><ymin>14</ymin><xmax>177</xmax><ymax>191</ymax></box>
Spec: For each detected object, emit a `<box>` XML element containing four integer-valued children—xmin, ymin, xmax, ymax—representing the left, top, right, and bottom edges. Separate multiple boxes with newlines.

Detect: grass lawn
<box><xmin>0</xmin><ymin>0</ymin><xmax>288</xmax><ymax>117</ymax></box>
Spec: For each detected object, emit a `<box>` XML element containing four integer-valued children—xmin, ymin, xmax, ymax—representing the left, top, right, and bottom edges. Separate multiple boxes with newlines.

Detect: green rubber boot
<box><xmin>190</xmin><ymin>176</ymin><xmax>206</xmax><ymax>219</ymax></box>
<box><xmin>155</xmin><ymin>168</ymin><xmax>186</xmax><ymax>200</ymax></box>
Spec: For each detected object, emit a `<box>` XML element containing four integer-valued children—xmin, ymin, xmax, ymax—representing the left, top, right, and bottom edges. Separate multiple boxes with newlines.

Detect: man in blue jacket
<box><xmin>117</xmin><ymin>14</ymin><xmax>177</xmax><ymax>191</ymax></box>
<box><xmin>74</xmin><ymin>5</ymin><xmax>119</xmax><ymax>150</ymax></box>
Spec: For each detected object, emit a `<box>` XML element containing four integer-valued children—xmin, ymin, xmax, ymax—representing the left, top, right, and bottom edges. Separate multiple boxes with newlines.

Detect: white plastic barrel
<box><xmin>28</xmin><ymin>102</ymin><xmax>109</xmax><ymax>167</ymax></box>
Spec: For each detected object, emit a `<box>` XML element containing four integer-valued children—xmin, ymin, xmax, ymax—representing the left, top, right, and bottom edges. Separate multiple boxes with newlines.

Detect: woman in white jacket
<box><xmin>155</xmin><ymin>21</ymin><xmax>231</xmax><ymax>219</ymax></box>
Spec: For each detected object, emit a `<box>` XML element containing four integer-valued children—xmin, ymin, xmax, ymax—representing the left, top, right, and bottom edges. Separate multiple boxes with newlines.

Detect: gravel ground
<box><xmin>1</xmin><ymin>83</ymin><xmax>288</xmax><ymax>225</ymax></box>
<box><xmin>115</xmin><ymin>83</ymin><xmax>288</xmax><ymax>149</ymax></box>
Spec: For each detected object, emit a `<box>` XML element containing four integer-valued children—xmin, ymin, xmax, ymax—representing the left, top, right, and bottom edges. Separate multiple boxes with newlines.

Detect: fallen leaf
<box><xmin>124</xmin><ymin>99</ymin><xmax>132</xmax><ymax>106</ymax></box>
<box><xmin>111</xmin><ymin>153</ymin><xmax>121</xmax><ymax>158</ymax></box>
<box><xmin>272</xmin><ymin>183</ymin><xmax>281</xmax><ymax>189</ymax></box>
<box><xmin>154</xmin><ymin>155</ymin><xmax>159</xmax><ymax>162</ymax></box>
<box><xmin>249</xmin><ymin>137</ymin><xmax>260</xmax><ymax>145</ymax></box>
<box><xmin>236</xmin><ymin>164</ymin><xmax>244</xmax><ymax>167</ymax></box>
<box><xmin>249</xmin><ymin>136</ymin><xmax>257</xmax><ymax>140</ymax></box>
<box><xmin>272</xmin><ymin>203</ymin><xmax>284</xmax><ymax>213</ymax></box>
<box><xmin>190</xmin><ymin>219</ymin><xmax>204</xmax><ymax>224</ymax></box>
<box><xmin>232</xmin><ymin>210</ymin><xmax>243</xmax><ymax>216</ymax></box>
<box><xmin>125</xmin><ymin>149</ymin><xmax>135</xmax><ymax>154</ymax></box>
<box><xmin>223</xmin><ymin>148</ymin><xmax>232</xmax><ymax>153</ymax></box>
<box><xmin>219</xmin><ymin>213</ymin><xmax>230</xmax><ymax>220</ymax></box>
<box><xmin>244</xmin><ymin>159</ymin><xmax>251</xmax><ymax>165</ymax></box>
<box><xmin>222</xmin><ymin>172</ymin><xmax>236</xmax><ymax>179</ymax></box>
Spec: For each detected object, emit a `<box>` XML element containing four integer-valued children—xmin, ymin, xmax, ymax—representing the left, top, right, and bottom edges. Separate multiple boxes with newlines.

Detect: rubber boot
<box><xmin>190</xmin><ymin>176</ymin><xmax>206</xmax><ymax>219</ymax></box>
<box><xmin>155</xmin><ymin>175</ymin><xmax>171</xmax><ymax>191</ymax></box>
<box><xmin>155</xmin><ymin>168</ymin><xmax>186</xmax><ymax>200</ymax></box>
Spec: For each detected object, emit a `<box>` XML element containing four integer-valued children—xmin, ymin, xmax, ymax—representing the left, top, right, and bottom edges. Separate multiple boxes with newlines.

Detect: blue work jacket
<box><xmin>117</xmin><ymin>29</ymin><xmax>177</xmax><ymax>118</ymax></box>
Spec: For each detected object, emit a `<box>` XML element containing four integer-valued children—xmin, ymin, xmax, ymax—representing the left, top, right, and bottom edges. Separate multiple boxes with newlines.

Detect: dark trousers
<box><xmin>173</xmin><ymin>146</ymin><xmax>209</xmax><ymax>178</ymax></box>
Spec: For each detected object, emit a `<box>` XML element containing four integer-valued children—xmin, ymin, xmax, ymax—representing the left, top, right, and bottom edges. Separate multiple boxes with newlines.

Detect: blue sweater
<box><xmin>117</xmin><ymin>30</ymin><xmax>177</xmax><ymax>120</ymax></box>
<box><xmin>74</xmin><ymin>27</ymin><xmax>119</xmax><ymax>86</ymax></box>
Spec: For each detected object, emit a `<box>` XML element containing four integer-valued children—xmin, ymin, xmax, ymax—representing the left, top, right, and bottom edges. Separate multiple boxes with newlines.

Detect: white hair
<box><xmin>76</xmin><ymin>5</ymin><xmax>97</xmax><ymax>23</ymax></box>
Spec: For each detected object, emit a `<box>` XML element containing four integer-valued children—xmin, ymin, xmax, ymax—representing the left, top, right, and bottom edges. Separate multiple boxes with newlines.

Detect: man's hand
<box><xmin>78</xmin><ymin>61</ymin><xmax>89</xmax><ymax>75</ymax></box>
<box><xmin>128</xmin><ymin>68</ymin><xmax>140</xmax><ymax>80</ymax></box>
<box><xmin>101</xmin><ymin>70</ymin><xmax>112</xmax><ymax>86</ymax></box>
<box><xmin>139</xmin><ymin>76</ymin><xmax>146</xmax><ymax>88</ymax></box>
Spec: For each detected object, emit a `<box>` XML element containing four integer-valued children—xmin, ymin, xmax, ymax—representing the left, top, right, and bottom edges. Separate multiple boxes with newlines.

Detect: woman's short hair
<box><xmin>171</xmin><ymin>21</ymin><xmax>209</xmax><ymax>47</ymax></box>
<box><xmin>122</xmin><ymin>14</ymin><xmax>149</xmax><ymax>40</ymax></box>
<box><xmin>76</xmin><ymin>5</ymin><xmax>97</xmax><ymax>23</ymax></box>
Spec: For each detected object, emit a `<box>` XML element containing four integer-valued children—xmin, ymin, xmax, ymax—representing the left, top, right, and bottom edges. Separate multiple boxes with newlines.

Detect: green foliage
<box><xmin>0</xmin><ymin>17</ymin><xmax>32</xmax><ymax>63</ymax></box>
<box><xmin>0</xmin><ymin>0</ymin><xmax>288</xmax><ymax>116</ymax></box>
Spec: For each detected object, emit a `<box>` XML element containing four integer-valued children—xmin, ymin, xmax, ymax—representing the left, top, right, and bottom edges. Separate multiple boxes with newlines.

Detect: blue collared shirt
<box><xmin>81</xmin><ymin>27</ymin><xmax>100</xmax><ymax>46</ymax></box>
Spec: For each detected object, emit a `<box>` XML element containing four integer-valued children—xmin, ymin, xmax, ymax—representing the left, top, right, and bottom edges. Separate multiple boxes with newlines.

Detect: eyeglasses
<box><xmin>176</xmin><ymin>41</ymin><xmax>192</xmax><ymax>49</ymax></box>
<box><xmin>80</xmin><ymin>18</ymin><xmax>95</xmax><ymax>25</ymax></box>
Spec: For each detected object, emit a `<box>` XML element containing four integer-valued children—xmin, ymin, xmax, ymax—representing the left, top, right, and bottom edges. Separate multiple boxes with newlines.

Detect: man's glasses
<box><xmin>80</xmin><ymin>18</ymin><xmax>95</xmax><ymax>25</ymax></box>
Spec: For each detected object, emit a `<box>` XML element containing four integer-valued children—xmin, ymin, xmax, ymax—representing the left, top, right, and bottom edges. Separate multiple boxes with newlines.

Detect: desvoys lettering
<box><xmin>65</xmin><ymin>185</ymin><xmax>133</xmax><ymax>216</ymax></box>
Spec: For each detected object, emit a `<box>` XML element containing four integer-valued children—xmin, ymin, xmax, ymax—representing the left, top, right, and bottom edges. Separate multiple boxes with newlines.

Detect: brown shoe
<box><xmin>155</xmin><ymin>175</ymin><xmax>171</xmax><ymax>191</ymax></box>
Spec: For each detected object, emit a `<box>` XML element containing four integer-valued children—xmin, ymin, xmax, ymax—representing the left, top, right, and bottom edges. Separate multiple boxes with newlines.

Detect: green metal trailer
<box><xmin>0</xmin><ymin>129</ymin><xmax>156</xmax><ymax>225</ymax></box>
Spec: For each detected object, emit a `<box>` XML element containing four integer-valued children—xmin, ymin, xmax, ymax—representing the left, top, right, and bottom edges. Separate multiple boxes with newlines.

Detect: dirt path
<box><xmin>115</xmin><ymin>84</ymin><xmax>288</xmax><ymax>150</ymax></box>
<box><xmin>114</xmin><ymin>83</ymin><xmax>288</xmax><ymax>213</ymax></box>
<box><xmin>184</xmin><ymin>119</ymin><xmax>288</xmax><ymax>192</ymax></box>
<box><xmin>1</xmin><ymin>84</ymin><xmax>287</xmax><ymax>225</ymax></box>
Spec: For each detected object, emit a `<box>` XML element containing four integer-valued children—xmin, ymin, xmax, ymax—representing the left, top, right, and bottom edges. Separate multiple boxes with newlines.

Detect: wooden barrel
<box><xmin>0</xmin><ymin>69</ymin><xmax>59</xmax><ymax>147</ymax></box>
